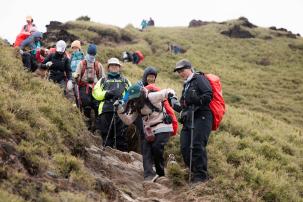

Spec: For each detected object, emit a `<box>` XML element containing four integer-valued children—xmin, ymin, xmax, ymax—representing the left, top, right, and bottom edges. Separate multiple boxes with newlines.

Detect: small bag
<box><xmin>144</xmin><ymin>125</ymin><xmax>155</xmax><ymax>142</ymax></box>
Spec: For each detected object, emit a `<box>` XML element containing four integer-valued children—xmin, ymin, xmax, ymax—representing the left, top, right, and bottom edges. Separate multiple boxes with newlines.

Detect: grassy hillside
<box><xmin>1</xmin><ymin>18</ymin><xmax>303</xmax><ymax>201</ymax></box>
<box><xmin>0</xmin><ymin>41</ymin><xmax>100</xmax><ymax>201</ymax></box>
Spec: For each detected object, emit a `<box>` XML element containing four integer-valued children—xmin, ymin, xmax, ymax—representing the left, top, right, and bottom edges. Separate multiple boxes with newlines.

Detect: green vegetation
<box><xmin>1</xmin><ymin>18</ymin><xmax>303</xmax><ymax>201</ymax></box>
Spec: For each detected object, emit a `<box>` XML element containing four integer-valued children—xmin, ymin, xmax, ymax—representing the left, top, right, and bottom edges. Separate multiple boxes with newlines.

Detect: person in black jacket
<box><xmin>171</xmin><ymin>59</ymin><xmax>213</xmax><ymax>184</ymax></box>
<box><xmin>42</xmin><ymin>40</ymin><xmax>72</xmax><ymax>93</ymax></box>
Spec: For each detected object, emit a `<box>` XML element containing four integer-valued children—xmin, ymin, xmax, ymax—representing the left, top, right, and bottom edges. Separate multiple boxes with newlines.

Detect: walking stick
<box><xmin>189</xmin><ymin>105</ymin><xmax>195</xmax><ymax>184</ymax></box>
<box><xmin>103</xmin><ymin>112</ymin><xmax>115</xmax><ymax>150</ymax></box>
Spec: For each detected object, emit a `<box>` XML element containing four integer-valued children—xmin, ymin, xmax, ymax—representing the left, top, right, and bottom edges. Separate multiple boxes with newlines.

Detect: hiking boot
<box><xmin>144</xmin><ymin>174</ymin><xmax>159</xmax><ymax>182</ymax></box>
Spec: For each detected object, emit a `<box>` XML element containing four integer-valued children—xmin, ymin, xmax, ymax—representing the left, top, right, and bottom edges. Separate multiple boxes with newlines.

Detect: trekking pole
<box><xmin>103</xmin><ymin>113</ymin><xmax>115</xmax><ymax>150</ymax></box>
<box><xmin>189</xmin><ymin>105</ymin><xmax>195</xmax><ymax>185</ymax></box>
<box><xmin>113</xmin><ymin>109</ymin><xmax>117</xmax><ymax>149</ymax></box>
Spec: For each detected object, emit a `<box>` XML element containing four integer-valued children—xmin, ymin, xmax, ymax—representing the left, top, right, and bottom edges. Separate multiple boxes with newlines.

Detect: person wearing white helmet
<box><xmin>92</xmin><ymin>57</ymin><xmax>131</xmax><ymax>151</ymax></box>
<box><xmin>42</xmin><ymin>40</ymin><xmax>72</xmax><ymax>92</ymax></box>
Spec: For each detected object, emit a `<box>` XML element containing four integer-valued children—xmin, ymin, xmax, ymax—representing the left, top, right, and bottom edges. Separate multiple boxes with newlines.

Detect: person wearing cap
<box><xmin>172</xmin><ymin>59</ymin><xmax>213</xmax><ymax>184</ymax></box>
<box><xmin>115</xmin><ymin>84</ymin><xmax>175</xmax><ymax>181</ymax></box>
<box><xmin>74</xmin><ymin>44</ymin><xmax>105</xmax><ymax>131</ymax></box>
<box><xmin>19</xmin><ymin>31</ymin><xmax>43</xmax><ymax>71</ymax></box>
<box><xmin>42</xmin><ymin>40</ymin><xmax>72</xmax><ymax>91</ymax></box>
<box><xmin>92</xmin><ymin>57</ymin><xmax>131</xmax><ymax>151</ymax></box>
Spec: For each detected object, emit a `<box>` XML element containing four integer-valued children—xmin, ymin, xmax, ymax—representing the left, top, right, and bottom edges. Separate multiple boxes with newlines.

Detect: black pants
<box><xmin>97</xmin><ymin>112</ymin><xmax>128</xmax><ymax>152</ymax></box>
<box><xmin>79</xmin><ymin>86</ymin><xmax>99</xmax><ymax>131</ymax></box>
<box><xmin>180</xmin><ymin>110</ymin><xmax>212</xmax><ymax>181</ymax></box>
<box><xmin>22</xmin><ymin>53</ymin><xmax>38</xmax><ymax>72</ymax></box>
<box><xmin>141</xmin><ymin>132</ymin><xmax>170</xmax><ymax>179</ymax></box>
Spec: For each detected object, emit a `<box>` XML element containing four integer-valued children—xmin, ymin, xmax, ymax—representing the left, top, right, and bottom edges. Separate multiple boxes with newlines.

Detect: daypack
<box><xmin>14</xmin><ymin>32</ymin><xmax>31</xmax><ymax>47</ymax></box>
<box><xmin>79</xmin><ymin>60</ymin><xmax>99</xmax><ymax>84</ymax></box>
<box><xmin>135</xmin><ymin>50</ymin><xmax>144</xmax><ymax>64</ymax></box>
<box><xmin>204</xmin><ymin>73</ymin><xmax>225</xmax><ymax>130</ymax></box>
<box><xmin>78</xmin><ymin>60</ymin><xmax>100</xmax><ymax>94</ymax></box>
<box><xmin>145</xmin><ymin>84</ymin><xmax>178</xmax><ymax>136</ymax></box>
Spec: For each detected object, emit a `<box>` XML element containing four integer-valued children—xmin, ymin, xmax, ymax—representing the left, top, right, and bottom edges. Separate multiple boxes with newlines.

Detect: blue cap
<box><xmin>87</xmin><ymin>44</ymin><xmax>97</xmax><ymax>56</ymax></box>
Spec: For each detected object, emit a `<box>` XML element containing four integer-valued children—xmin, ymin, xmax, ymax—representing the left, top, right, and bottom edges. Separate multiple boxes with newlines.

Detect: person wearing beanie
<box><xmin>92</xmin><ymin>57</ymin><xmax>131</xmax><ymax>151</ymax></box>
<box><xmin>19</xmin><ymin>31</ymin><xmax>43</xmax><ymax>72</ymax></box>
<box><xmin>73</xmin><ymin>44</ymin><xmax>105</xmax><ymax>131</ymax></box>
<box><xmin>70</xmin><ymin>40</ymin><xmax>84</xmax><ymax>73</ymax></box>
<box><xmin>41</xmin><ymin>40</ymin><xmax>72</xmax><ymax>94</ymax></box>
<box><xmin>115</xmin><ymin>84</ymin><xmax>176</xmax><ymax>182</ymax></box>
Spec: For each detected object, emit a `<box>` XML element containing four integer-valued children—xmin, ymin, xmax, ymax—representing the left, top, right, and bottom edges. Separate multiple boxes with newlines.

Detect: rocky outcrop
<box><xmin>43</xmin><ymin>21</ymin><xmax>78</xmax><ymax>47</ymax></box>
<box><xmin>221</xmin><ymin>25</ymin><xmax>255</xmax><ymax>38</ymax></box>
<box><xmin>188</xmin><ymin>19</ymin><xmax>209</xmax><ymax>28</ymax></box>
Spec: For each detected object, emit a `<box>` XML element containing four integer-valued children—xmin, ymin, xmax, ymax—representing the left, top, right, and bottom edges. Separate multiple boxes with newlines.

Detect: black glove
<box><xmin>105</xmin><ymin>90</ymin><xmax>116</xmax><ymax>100</ymax></box>
<box><xmin>186</xmin><ymin>90</ymin><xmax>202</xmax><ymax>105</ymax></box>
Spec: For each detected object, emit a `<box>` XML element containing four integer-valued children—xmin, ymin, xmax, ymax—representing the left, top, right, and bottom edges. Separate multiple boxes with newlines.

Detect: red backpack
<box><xmin>78</xmin><ymin>60</ymin><xmax>100</xmax><ymax>93</ymax></box>
<box><xmin>205</xmin><ymin>73</ymin><xmax>225</xmax><ymax>130</ymax></box>
<box><xmin>145</xmin><ymin>84</ymin><xmax>178</xmax><ymax>136</ymax></box>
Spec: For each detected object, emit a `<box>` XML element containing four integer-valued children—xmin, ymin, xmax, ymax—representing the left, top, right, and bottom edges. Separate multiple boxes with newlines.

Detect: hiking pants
<box><xmin>141</xmin><ymin>132</ymin><xmax>170</xmax><ymax>179</ymax></box>
<box><xmin>79</xmin><ymin>86</ymin><xmax>99</xmax><ymax>130</ymax></box>
<box><xmin>97</xmin><ymin>112</ymin><xmax>128</xmax><ymax>152</ymax></box>
<box><xmin>22</xmin><ymin>53</ymin><xmax>38</xmax><ymax>72</ymax></box>
<box><xmin>180</xmin><ymin>110</ymin><xmax>212</xmax><ymax>181</ymax></box>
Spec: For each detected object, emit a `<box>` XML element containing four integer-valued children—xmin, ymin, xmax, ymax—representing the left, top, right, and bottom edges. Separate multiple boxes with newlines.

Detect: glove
<box><xmin>105</xmin><ymin>90</ymin><xmax>120</xmax><ymax>100</ymax></box>
<box><xmin>45</xmin><ymin>61</ymin><xmax>53</xmax><ymax>67</ymax></box>
<box><xmin>113</xmin><ymin>100</ymin><xmax>123</xmax><ymax>108</ymax></box>
<box><xmin>72</xmin><ymin>72</ymin><xmax>79</xmax><ymax>79</ymax></box>
<box><xmin>19</xmin><ymin>49</ymin><xmax>24</xmax><ymax>55</ymax></box>
<box><xmin>66</xmin><ymin>80</ymin><xmax>73</xmax><ymax>91</ymax></box>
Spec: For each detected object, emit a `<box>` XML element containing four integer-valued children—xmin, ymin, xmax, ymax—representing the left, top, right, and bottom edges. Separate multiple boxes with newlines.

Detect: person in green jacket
<box><xmin>92</xmin><ymin>58</ymin><xmax>131</xmax><ymax>151</ymax></box>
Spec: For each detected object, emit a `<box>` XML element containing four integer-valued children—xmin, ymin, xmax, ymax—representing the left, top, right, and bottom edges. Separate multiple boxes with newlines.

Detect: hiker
<box><xmin>68</xmin><ymin>40</ymin><xmax>85</xmax><ymax>104</ymax></box>
<box><xmin>142</xmin><ymin>67</ymin><xmax>178</xmax><ymax>136</ymax></box>
<box><xmin>19</xmin><ymin>31</ymin><xmax>43</xmax><ymax>72</ymax></box>
<box><xmin>140</xmin><ymin>19</ymin><xmax>148</xmax><ymax>31</ymax></box>
<box><xmin>114</xmin><ymin>84</ymin><xmax>175</xmax><ymax>181</ymax></box>
<box><xmin>20</xmin><ymin>16</ymin><xmax>36</xmax><ymax>34</ymax></box>
<box><xmin>70</xmin><ymin>40</ymin><xmax>84</xmax><ymax>73</ymax></box>
<box><xmin>74</xmin><ymin>44</ymin><xmax>105</xmax><ymax>131</ymax></box>
<box><xmin>92</xmin><ymin>58</ymin><xmax>131</xmax><ymax>152</ymax></box>
<box><xmin>122</xmin><ymin>51</ymin><xmax>144</xmax><ymax>64</ymax></box>
<box><xmin>171</xmin><ymin>59</ymin><xmax>213</xmax><ymax>184</ymax></box>
<box><xmin>42</xmin><ymin>40</ymin><xmax>72</xmax><ymax>93</ymax></box>
<box><xmin>147</xmin><ymin>17</ymin><xmax>155</xmax><ymax>26</ymax></box>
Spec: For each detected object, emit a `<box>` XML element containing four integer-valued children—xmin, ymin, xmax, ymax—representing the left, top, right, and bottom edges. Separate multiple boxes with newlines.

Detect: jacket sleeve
<box><xmin>148</xmin><ymin>89</ymin><xmax>174</xmax><ymax>104</ymax></box>
<box><xmin>92</xmin><ymin>79</ymin><xmax>106</xmax><ymax>101</ymax></box>
<box><xmin>196</xmin><ymin>75</ymin><xmax>213</xmax><ymax>106</ymax></box>
<box><xmin>40</xmin><ymin>54</ymin><xmax>51</xmax><ymax>69</ymax></box>
<box><xmin>19</xmin><ymin>37</ymin><xmax>32</xmax><ymax>50</ymax></box>
<box><xmin>65</xmin><ymin>58</ymin><xmax>72</xmax><ymax>80</ymax></box>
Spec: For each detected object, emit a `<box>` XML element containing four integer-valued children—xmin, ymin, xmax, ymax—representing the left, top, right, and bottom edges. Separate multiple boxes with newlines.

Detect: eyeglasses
<box><xmin>176</xmin><ymin>68</ymin><xmax>185</xmax><ymax>74</ymax></box>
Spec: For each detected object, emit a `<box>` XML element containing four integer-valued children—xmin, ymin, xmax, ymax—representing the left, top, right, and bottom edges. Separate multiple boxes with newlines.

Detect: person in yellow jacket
<box><xmin>92</xmin><ymin>58</ymin><xmax>131</xmax><ymax>151</ymax></box>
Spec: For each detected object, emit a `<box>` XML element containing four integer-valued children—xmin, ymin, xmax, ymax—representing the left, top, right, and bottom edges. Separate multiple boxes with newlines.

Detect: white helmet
<box><xmin>56</xmin><ymin>40</ymin><xmax>66</xmax><ymax>52</ymax></box>
<box><xmin>107</xmin><ymin>57</ymin><xmax>121</xmax><ymax>67</ymax></box>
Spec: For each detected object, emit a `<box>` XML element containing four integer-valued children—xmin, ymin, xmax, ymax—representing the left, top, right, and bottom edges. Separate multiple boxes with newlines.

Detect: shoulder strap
<box><xmin>94</xmin><ymin>61</ymin><xmax>100</xmax><ymax>78</ymax></box>
<box><xmin>80</xmin><ymin>60</ymin><xmax>87</xmax><ymax>80</ymax></box>
<box><xmin>145</xmin><ymin>94</ymin><xmax>162</xmax><ymax>113</ymax></box>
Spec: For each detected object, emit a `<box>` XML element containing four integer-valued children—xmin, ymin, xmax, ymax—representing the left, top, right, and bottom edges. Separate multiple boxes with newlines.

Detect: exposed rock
<box><xmin>189</xmin><ymin>19</ymin><xmax>209</xmax><ymax>28</ymax></box>
<box><xmin>45</xmin><ymin>21</ymin><xmax>64</xmax><ymax>32</ymax></box>
<box><xmin>238</xmin><ymin>17</ymin><xmax>257</xmax><ymax>28</ymax></box>
<box><xmin>256</xmin><ymin>58</ymin><xmax>271</xmax><ymax>66</ymax></box>
<box><xmin>269</xmin><ymin>26</ymin><xmax>298</xmax><ymax>39</ymax></box>
<box><xmin>221</xmin><ymin>25</ymin><xmax>254</xmax><ymax>38</ymax></box>
<box><xmin>43</xmin><ymin>29</ymin><xmax>77</xmax><ymax>48</ymax></box>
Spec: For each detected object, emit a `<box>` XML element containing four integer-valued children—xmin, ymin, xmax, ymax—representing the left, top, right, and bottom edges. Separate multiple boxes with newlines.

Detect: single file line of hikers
<box><xmin>14</xmin><ymin>16</ymin><xmax>225</xmax><ymax>185</ymax></box>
